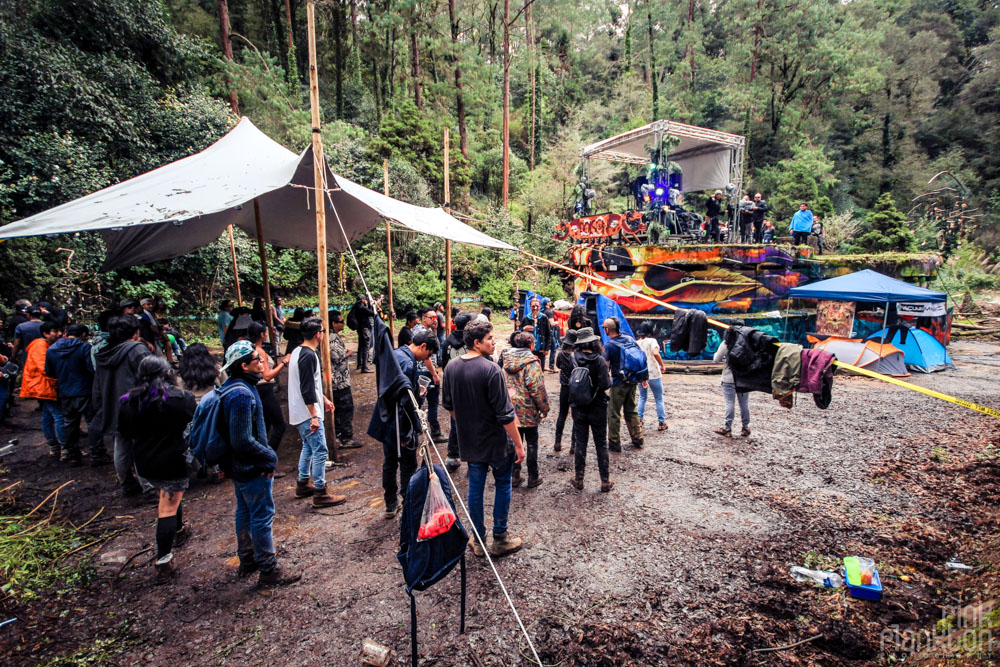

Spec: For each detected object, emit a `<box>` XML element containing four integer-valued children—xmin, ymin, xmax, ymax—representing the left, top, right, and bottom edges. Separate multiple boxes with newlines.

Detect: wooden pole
<box><xmin>253</xmin><ymin>199</ymin><xmax>276</xmax><ymax>347</ymax></box>
<box><xmin>444</xmin><ymin>127</ymin><xmax>452</xmax><ymax>333</ymax></box>
<box><xmin>383</xmin><ymin>158</ymin><xmax>395</xmax><ymax>337</ymax></box>
<box><xmin>307</xmin><ymin>1</ymin><xmax>338</xmax><ymax>463</ymax></box>
<box><xmin>216</xmin><ymin>0</ymin><xmax>239</xmax><ymax>115</ymax></box>
<box><xmin>502</xmin><ymin>0</ymin><xmax>510</xmax><ymax>208</ymax></box>
<box><xmin>227</xmin><ymin>225</ymin><xmax>242</xmax><ymax>305</ymax></box>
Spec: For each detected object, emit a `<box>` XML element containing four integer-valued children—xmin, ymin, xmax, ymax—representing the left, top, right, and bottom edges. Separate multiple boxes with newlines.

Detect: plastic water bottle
<box><xmin>791</xmin><ymin>566</ymin><xmax>845</xmax><ymax>588</ymax></box>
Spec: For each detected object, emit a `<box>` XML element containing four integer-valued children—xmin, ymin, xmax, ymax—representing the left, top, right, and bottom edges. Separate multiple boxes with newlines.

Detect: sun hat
<box><xmin>221</xmin><ymin>340</ymin><xmax>256</xmax><ymax>372</ymax></box>
<box><xmin>574</xmin><ymin>327</ymin><xmax>600</xmax><ymax>344</ymax></box>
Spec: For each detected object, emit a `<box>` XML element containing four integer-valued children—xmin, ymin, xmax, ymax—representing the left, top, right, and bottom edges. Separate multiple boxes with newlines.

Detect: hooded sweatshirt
<box><xmin>92</xmin><ymin>340</ymin><xmax>151</xmax><ymax>436</ymax></box>
<box><xmin>502</xmin><ymin>347</ymin><xmax>549</xmax><ymax>427</ymax></box>
<box><xmin>45</xmin><ymin>336</ymin><xmax>93</xmax><ymax>399</ymax></box>
<box><xmin>572</xmin><ymin>349</ymin><xmax>612</xmax><ymax>408</ymax></box>
<box><xmin>21</xmin><ymin>338</ymin><xmax>57</xmax><ymax>401</ymax></box>
<box><xmin>443</xmin><ymin>329</ymin><xmax>466</xmax><ymax>368</ymax></box>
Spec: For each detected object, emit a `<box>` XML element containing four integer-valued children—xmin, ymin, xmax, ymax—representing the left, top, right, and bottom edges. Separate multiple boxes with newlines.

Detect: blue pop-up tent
<box><xmin>788</xmin><ymin>269</ymin><xmax>946</xmax><ymax>303</ymax></box>
<box><xmin>866</xmin><ymin>326</ymin><xmax>955</xmax><ymax>373</ymax></box>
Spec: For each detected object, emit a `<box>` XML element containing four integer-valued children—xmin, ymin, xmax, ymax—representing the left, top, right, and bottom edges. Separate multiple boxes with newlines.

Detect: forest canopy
<box><xmin>1</xmin><ymin>0</ymin><xmax>998</xmax><ymax>309</ymax></box>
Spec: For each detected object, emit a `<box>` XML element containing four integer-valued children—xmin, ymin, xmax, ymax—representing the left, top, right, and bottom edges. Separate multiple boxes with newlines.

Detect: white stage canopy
<box><xmin>579</xmin><ymin>120</ymin><xmax>745</xmax><ymax>194</ymax></box>
<box><xmin>0</xmin><ymin>117</ymin><xmax>514</xmax><ymax>270</ymax></box>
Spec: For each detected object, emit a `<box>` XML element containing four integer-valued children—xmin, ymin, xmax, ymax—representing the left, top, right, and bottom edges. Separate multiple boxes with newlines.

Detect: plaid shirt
<box><xmin>329</xmin><ymin>331</ymin><xmax>351</xmax><ymax>391</ymax></box>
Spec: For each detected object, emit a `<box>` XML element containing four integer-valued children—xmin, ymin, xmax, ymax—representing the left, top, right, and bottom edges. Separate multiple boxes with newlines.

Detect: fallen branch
<box><xmin>22</xmin><ymin>480</ymin><xmax>74</xmax><ymax>520</ymax></box>
<box><xmin>751</xmin><ymin>633</ymin><xmax>822</xmax><ymax>653</ymax></box>
<box><xmin>115</xmin><ymin>546</ymin><xmax>153</xmax><ymax>579</ymax></box>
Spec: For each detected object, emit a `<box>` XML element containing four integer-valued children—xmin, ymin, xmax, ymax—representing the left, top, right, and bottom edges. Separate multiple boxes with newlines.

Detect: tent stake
<box><xmin>444</xmin><ymin>126</ymin><xmax>452</xmax><ymax>333</ymax></box>
<box><xmin>384</xmin><ymin>158</ymin><xmax>395</xmax><ymax>337</ymax></box>
<box><xmin>253</xmin><ymin>198</ymin><xmax>276</xmax><ymax>347</ymax></box>
<box><xmin>306</xmin><ymin>0</ymin><xmax>338</xmax><ymax>463</ymax></box>
<box><xmin>227</xmin><ymin>224</ymin><xmax>242</xmax><ymax>305</ymax></box>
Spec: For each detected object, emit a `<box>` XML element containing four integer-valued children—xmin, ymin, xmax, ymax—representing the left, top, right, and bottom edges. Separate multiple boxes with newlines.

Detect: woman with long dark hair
<box><xmin>248</xmin><ymin>322</ymin><xmax>289</xmax><ymax>453</ymax></box>
<box><xmin>251</xmin><ymin>298</ymin><xmax>267</xmax><ymax>324</ymax></box>
<box><xmin>569</xmin><ymin>304</ymin><xmax>592</xmax><ymax>331</ymax></box>
<box><xmin>118</xmin><ymin>356</ymin><xmax>196</xmax><ymax>581</ymax></box>
<box><xmin>177</xmin><ymin>343</ymin><xmax>220</xmax><ymax>403</ymax></box>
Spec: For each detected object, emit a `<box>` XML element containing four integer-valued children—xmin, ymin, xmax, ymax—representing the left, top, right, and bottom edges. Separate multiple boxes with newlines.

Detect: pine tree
<box><xmin>853</xmin><ymin>193</ymin><xmax>914</xmax><ymax>253</ymax></box>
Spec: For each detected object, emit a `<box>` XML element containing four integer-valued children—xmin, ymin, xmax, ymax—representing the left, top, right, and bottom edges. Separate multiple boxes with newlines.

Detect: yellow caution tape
<box><xmin>521</xmin><ymin>250</ymin><xmax>1000</xmax><ymax>420</ymax></box>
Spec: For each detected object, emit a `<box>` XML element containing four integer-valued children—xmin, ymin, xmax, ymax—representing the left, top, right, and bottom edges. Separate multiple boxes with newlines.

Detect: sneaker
<box><xmin>511</xmin><ymin>473</ymin><xmax>523</xmax><ymax>488</ymax></box>
<box><xmin>569</xmin><ymin>446</ymin><xmax>576</xmax><ymax>456</ymax></box>
<box><xmin>384</xmin><ymin>503</ymin><xmax>399</xmax><ymax>519</ymax></box>
<box><xmin>66</xmin><ymin>451</ymin><xmax>83</xmax><ymax>466</ymax></box>
<box><xmin>431</xmin><ymin>433</ymin><xmax>448</xmax><ymax>444</ymax></box>
<box><xmin>295</xmin><ymin>479</ymin><xmax>315</xmax><ymax>499</ymax></box>
<box><xmin>570</xmin><ymin>476</ymin><xmax>584</xmax><ymax>491</ymax></box>
<box><xmin>468</xmin><ymin>536</ymin><xmax>485</xmax><ymax>558</ymax></box>
<box><xmin>312</xmin><ymin>487</ymin><xmax>347</xmax><ymax>508</ymax></box>
<box><xmin>553</xmin><ymin>441</ymin><xmax>562</xmax><ymax>453</ymax></box>
<box><xmin>631</xmin><ymin>439</ymin><xmax>644</xmax><ymax>449</ymax></box>
<box><xmin>601</xmin><ymin>480</ymin><xmax>615</xmax><ymax>493</ymax></box>
<box><xmin>237</xmin><ymin>559</ymin><xmax>259</xmax><ymax>578</ymax></box>
<box><xmin>154</xmin><ymin>553</ymin><xmax>176</xmax><ymax>583</ymax></box>
<box><xmin>609</xmin><ymin>443</ymin><xmax>622</xmax><ymax>453</ymax></box>
<box><xmin>714</xmin><ymin>427</ymin><xmax>732</xmax><ymax>437</ymax></box>
<box><xmin>740</xmin><ymin>427</ymin><xmax>751</xmax><ymax>437</ymax></box>
<box><xmin>657</xmin><ymin>422</ymin><xmax>669</xmax><ymax>431</ymax></box>
<box><xmin>526</xmin><ymin>476</ymin><xmax>543</xmax><ymax>489</ymax></box>
<box><xmin>90</xmin><ymin>452</ymin><xmax>112</xmax><ymax>467</ymax></box>
<box><xmin>47</xmin><ymin>443</ymin><xmax>60</xmax><ymax>459</ymax></box>
<box><xmin>445</xmin><ymin>457</ymin><xmax>461</xmax><ymax>473</ymax></box>
<box><xmin>338</xmin><ymin>439</ymin><xmax>362</xmax><ymax>449</ymax></box>
<box><xmin>173</xmin><ymin>525</ymin><xmax>190</xmax><ymax>549</ymax></box>
<box><xmin>257</xmin><ymin>566</ymin><xmax>302</xmax><ymax>587</ymax></box>
<box><xmin>488</xmin><ymin>532</ymin><xmax>523</xmax><ymax>557</ymax></box>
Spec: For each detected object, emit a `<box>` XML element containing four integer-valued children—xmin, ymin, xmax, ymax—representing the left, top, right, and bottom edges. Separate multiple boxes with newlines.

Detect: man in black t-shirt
<box><xmin>441</xmin><ymin>320</ymin><xmax>525</xmax><ymax>558</ymax></box>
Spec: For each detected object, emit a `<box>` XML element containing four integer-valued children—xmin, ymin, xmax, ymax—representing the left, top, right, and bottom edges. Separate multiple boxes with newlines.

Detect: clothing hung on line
<box><xmin>771</xmin><ymin>343</ymin><xmax>803</xmax><ymax>408</ymax></box>
<box><xmin>669</xmin><ymin>309</ymin><xmax>708</xmax><ymax>356</ymax></box>
<box><xmin>798</xmin><ymin>348</ymin><xmax>835</xmax><ymax>409</ymax></box>
<box><xmin>723</xmin><ymin>325</ymin><xmax>779</xmax><ymax>394</ymax></box>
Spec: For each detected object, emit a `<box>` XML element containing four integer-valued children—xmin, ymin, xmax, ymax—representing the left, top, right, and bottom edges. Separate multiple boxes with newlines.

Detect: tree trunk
<box><xmin>283</xmin><ymin>0</ymin><xmax>298</xmax><ymax>80</ymax></box>
<box><xmin>217</xmin><ymin>0</ymin><xmax>239</xmax><ymax>115</ymax></box>
<box><xmin>686</xmin><ymin>0</ymin><xmax>695</xmax><ymax>86</ymax></box>
<box><xmin>624</xmin><ymin>2</ymin><xmax>632</xmax><ymax>74</ymax></box>
<box><xmin>334</xmin><ymin>0</ymin><xmax>344</xmax><ymax>118</ymax></box>
<box><xmin>647</xmin><ymin>0</ymin><xmax>657</xmax><ymax>120</ymax></box>
<box><xmin>411</xmin><ymin>28</ymin><xmax>422</xmax><ymax>109</ymax></box>
<box><xmin>502</xmin><ymin>0</ymin><xmax>510</xmax><ymax>207</ymax></box>
<box><xmin>448</xmin><ymin>0</ymin><xmax>469</xmax><ymax>159</ymax></box>
<box><xmin>348</xmin><ymin>0</ymin><xmax>358</xmax><ymax>52</ymax></box>
<box><xmin>528</xmin><ymin>1</ymin><xmax>535</xmax><ymax>171</ymax></box>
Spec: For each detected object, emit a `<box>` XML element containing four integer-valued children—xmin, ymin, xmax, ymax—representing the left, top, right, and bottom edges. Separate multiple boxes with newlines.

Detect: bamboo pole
<box><xmin>253</xmin><ymin>198</ymin><xmax>276</xmax><ymax>347</ymax></box>
<box><xmin>444</xmin><ymin>127</ymin><xmax>452</xmax><ymax>333</ymax></box>
<box><xmin>306</xmin><ymin>1</ymin><xmax>338</xmax><ymax>463</ymax></box>
<box><xmin>383</xmin><ymin>158</ymin><xmax>395</xmax><ymax>337</ymax></box>
<box><xmin>227</xmin><ymin>225</ymin><xmax>242</xmax><ymax>305</ymax></box>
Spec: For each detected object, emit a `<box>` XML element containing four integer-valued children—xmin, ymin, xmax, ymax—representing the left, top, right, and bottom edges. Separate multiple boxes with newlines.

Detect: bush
<box><xmin>391</xmin><ymin>270</ymin><xmax>444</xmax><ymax>313</ymax></box>
<box><xmin>478</xmin><ymin>273</ymin><xmax>516</xmax><ymax>310</ymax></box>
<box><xmin>852</xmin><ymin>193</ymin><xmax>914</xmax><ymax>253</ymax></box>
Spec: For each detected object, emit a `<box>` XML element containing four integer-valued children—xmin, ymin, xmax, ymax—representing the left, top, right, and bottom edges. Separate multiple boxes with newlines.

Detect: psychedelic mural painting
<box><xmin>565</xmin><ymin>244</ymin><xmax>941</xmax><ymax>347</ymax></box>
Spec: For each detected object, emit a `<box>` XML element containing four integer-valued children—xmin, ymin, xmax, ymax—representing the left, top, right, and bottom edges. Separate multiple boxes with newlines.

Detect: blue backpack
<box><xmin>186</xmin><ymin>383</ymin><xmax>251</xmax><ymax>466</ymax></box>
<box><xmin>613</xmin><ymin>336</ymin><xmax>649</xmax><ymax>384</ymax></box>
<box><xmin>398</xmin><ymin>463</ymin><xmax>469</xmax><ymax>665</ymax></box>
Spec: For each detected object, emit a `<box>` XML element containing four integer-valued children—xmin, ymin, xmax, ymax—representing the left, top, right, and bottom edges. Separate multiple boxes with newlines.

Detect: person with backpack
<box><xmin>118</xmin><ymin>357</ymin><xmax>196</xmax><ymax>581</ymax></box>
<box><xmin>94</xmin><ymin>315</ymin><xmax>154</xmax><ymax>498</ymax></box>
<box><xmin>45</xmin><ymin>323</ymin><xmax>107</xmax><ymax>465</ymax></box>
<box><xmin>713</xmin><ymin>319</ymin><xmax>751</xmax><ymax>437</ymax></box>
<box><xmin>636</xmin><ymin>324</ymin><xmax>668</xmax><ymax>432</ymax></box>
<box><xmin>289</xmin><ymin>318</ymin><xmax>346</xmax><ymax>508</ymax></box>
<box><xmin>602</xmin><ymin>317</ymin><xmax>646</xmax><ymax>452</ymax></box>
<box><xmin>553</xmin><ymin>329</ymin><xmax>577</xmax><ymax>456</ymax></box>
<box><xmin>351</xmin><ymin>297</ymin><xmax>375</xmax><ymax>373</ymax></box>
<box><xmin>213</xmin><ymin>340</ymin><xmax>301</xmax><ymax>586</ymax></box>
<box><xmin>443</xmin><ymin>313</ymin><xmax>471</xmax><ymax>472</ymax></box>
<box><xmin>441</xmin><ymin>320</ymin><xmax>525</xmax><ymax>558</ymax></box>
<box><xmin>503</xmin><ymin>332</ymin><xmax>549</xmax><ymax>489</ymax></box>
<box><xmin>327</xmin><ymin>310</ymin><xmax>359</xmax><ymax>449</ymax></box>
<box><xmin>568</xmin><ymin>327</ymin><xmax>613</xmax><ymax>492</ymax></box>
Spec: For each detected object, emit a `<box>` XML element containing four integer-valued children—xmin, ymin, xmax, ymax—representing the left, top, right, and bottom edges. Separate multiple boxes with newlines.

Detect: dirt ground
<box><xmin>2</xmin><ymin>338</ymin><xmax>1000</xmax><ymax>665</ymax></box>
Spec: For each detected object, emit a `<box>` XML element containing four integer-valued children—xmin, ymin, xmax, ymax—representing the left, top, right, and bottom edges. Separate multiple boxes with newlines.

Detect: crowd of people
<box><xmin>0</xmin><ymin>290</ymin><xmax>743</xmax><ymax>583</ymax></box>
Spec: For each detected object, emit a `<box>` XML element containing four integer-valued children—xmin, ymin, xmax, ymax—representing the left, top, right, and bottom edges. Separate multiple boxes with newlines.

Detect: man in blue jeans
<box><xmin>441</xmin><ymin>320</ymin><xmax>525</xmax><ymax>558</ymax></box>
<box><xmin>218</xmin><ymin>341</ymin><xmax>300</xmax><ymax>586</ymax></box>
<box><xmin>288</xmin><ymin>318</ymin><xmax>346</xmax><ymax>508</ymax></box>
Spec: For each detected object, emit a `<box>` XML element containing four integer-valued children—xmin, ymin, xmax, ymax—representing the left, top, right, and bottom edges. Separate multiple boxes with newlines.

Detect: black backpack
<box><xmin>345</xmin><ymin>304</ymin><xmax>359</xmax><ymax>331</ymax></box>
<box><xmin>568</xmin><ymin>354</ymin><xmax>595</xmax><ymax>407</ymax></box>
<box><xmin>398</xmin><ymin>463</ymin><xmax>468</xmax><ymax>665</ymax></box>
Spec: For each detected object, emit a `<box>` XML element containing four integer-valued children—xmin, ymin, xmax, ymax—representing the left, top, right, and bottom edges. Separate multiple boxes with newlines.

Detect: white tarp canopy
<box><xmin>579</xmin><ymin>120</ymin><xmax>745</xmax><ymax>194</ymax></box>
<box><xmin>0</xmin><ymin>117</ymin><xmax>515</xmax><ymax>270</ymax></box>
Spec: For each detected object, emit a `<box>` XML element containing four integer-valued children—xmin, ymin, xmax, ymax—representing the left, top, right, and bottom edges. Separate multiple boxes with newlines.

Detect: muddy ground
<box><xmin>2</xmin><ymin>339</ymin><xmax>1000</xmax><ymax>665</ymax></box>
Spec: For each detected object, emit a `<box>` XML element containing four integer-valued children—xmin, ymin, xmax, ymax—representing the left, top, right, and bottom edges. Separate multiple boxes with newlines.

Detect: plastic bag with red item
<box><xmin>417</xmin><ymin>468</ymin><xmax>457</xmax><ymax>541</ymax></box>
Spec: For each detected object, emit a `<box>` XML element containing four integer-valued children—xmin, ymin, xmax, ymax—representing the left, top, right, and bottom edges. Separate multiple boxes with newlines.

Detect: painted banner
<box><xmin>897</xmin><ymin>302</ymin><xmax>947</xmax><ymax>317</ymax></box>
<box><xmin>553</xmin><ymin>211</ymin><xmax>647</xmax><ymax>241</ymax></box>
<box><xmin>816</xmin><ymin>300</ymin><xmax>856</xmax><ymax>337</ymax></box>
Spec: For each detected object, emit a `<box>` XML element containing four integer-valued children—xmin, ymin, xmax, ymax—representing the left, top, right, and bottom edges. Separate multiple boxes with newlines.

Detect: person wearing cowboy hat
<box><xmin>704</xmin><ymin>189</ymin><xmax>730</xmax><ymax>243</ymax></box>
<box><xmin>568</xmin><ymin>327</ymin><xmax>614</xmax><ymax>492</ymax></box>
<box><xmin>553</xmin><ymin>328</ymin><xmax>578</xmax><ymax>456</ymax></box>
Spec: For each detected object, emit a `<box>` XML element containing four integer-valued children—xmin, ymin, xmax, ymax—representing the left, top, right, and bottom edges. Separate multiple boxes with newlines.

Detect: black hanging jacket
<box><xmin>724</xmin><ymin>326</ymin><xmax>779</xmax><ymax>394</ymax></box>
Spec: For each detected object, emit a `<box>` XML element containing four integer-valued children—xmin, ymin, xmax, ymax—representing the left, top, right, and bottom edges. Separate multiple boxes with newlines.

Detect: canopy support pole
<box><xmin>306</xmin><ymin>0</ymin><xmax>338</xmax><ymax>463</ymax></box>
<box><xmin>444</xmin><ymin>126</ymin><xmax>452</xmax><ymax>333</ymax></box>
<box><xmin>227</xmin><ymin>225</ymin><xmax>242</xmax><ymax>305</ymax></box>
<box><xmin>253</xmin><ymin>198</ymin><xmax>276</xmax><ymax>348</ymax></box>
<box><xmin>879</xmin><ymin>300</ymin><xmax>889</xmax><ymax>359</ymax></box>
<box><xmin>383</xmin><ymin>158</ymin><xmax>395</xmax><ymax>337</ymax></box>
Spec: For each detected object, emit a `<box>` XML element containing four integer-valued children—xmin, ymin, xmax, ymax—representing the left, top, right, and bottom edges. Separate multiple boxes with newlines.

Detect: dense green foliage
<box><xmin>854</xmin><ymin>193</ymin><xmax>915</xmax><ymax>253</ymax></box>
<box><xmin>1</xmin><ymin>0</ymin><xmax>999</xmax><ymax>313</ymax></box>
